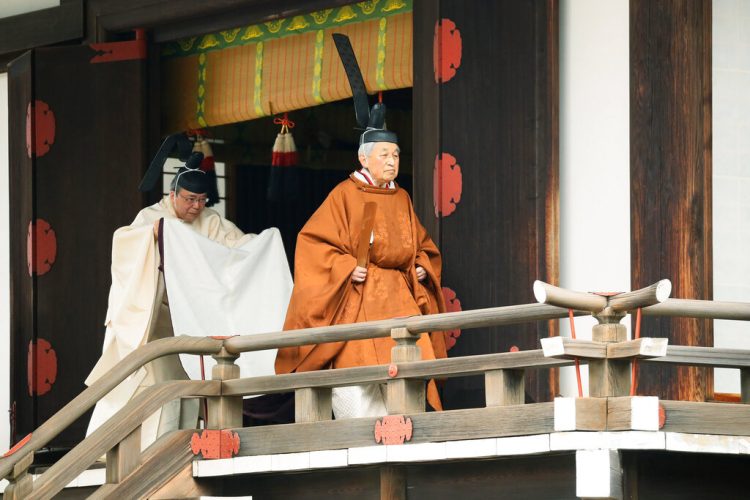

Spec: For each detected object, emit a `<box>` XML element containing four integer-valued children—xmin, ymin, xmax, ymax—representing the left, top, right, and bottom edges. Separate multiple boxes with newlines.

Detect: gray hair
<box><xmin>357</xmin><ymin>142</ymin><xmax>400</xmax><ymax>158</ymax></box>
<box><xmin>357</xmin><ymin>142</ymin><xmax>375</xmax><ymax>158</ymax></box>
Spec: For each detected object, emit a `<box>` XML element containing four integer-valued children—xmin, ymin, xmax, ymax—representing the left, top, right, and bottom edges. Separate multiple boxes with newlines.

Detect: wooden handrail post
<box><xmin>295</xmin><ymin>388</ymin><xmax>332</xmax><ymax>423</ymax></box>
<box><xmin>485</xmin><ymin>369</ymin><xmax>525</xmax><ymax>406</ymax></box>
<box><xmin>106</xmin><ymin>425</ymin><xmax>141</xmax><ymax>483</ymax></box>
<box><xmin>387</xmin><ymin>328</ymin><xmax>425</xmax><ymax>414</ymax></box>
<box><xmin>589</xmin><ymin>311</ymin><xmax>630</xmax><ymax>397</ymax></box>
<box><xmin>742</xmin><ymin>369</ymin><xmax>750</xmax><ymax>404</ymax></box>
<box><xmin>2</xmin><ymin>452</ymin><xmax>33</xmax><ymax>499</ymax></box>
<box><xmin>208</xmin><ymin>347</ymin><xmax>242</xmax><ymax>429</ymax></box>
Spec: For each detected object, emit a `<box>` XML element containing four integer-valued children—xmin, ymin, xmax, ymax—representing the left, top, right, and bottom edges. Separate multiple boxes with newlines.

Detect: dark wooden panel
<box><xmin>8</xmin><ymin>51</ymin><xmax>36</xmax><ymax>445</ymax></box>
<box><xmin>630</xmin><ymin>0</ymin><xmax>712</xmax><ymax>401</ymax></box>
<box><xmin>623</xmin><ymin>450</ymin><xmax>750</xmax><ymax>499</ymax></box>
<box><xmin>429</xmin><ymin>0</ymin><xmax>559</xmax><ymax>408</ymax></box>
<box><xmin>219</xmin><ymin>465</ymin><xmax>380</xmax><ymax>500</ymax></box>
<box><xmin>88</xmin><ymin>0</ymin><xmax>356</xmax><ymax>43</ymax></box>
<box><xmin>11</xmin><ymin>44</ymin><xmax>149</xmax><ymax>448</ymax></box>
<box><xmin>0</xmin><ymin>0</ymin><xmax>83</xmax><ymax>56</ymax></box>
<box><xmin>412</xmin><ymin>0</ymin><xmax>441</xmax><ymax>241</ymax></box>
<box><xmin>406</xmin><ymin>454</ymin><xmax>576</xmax><ymax>500</ymax></box>
<box><xmin>216</xmin><ymin>455</ymin><xmax>576</xmax><ymax>500</ymax></box>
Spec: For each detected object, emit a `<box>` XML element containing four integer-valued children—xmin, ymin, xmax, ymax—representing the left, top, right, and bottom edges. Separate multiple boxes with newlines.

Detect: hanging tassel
<box><xmin>271</xmin><ymin>113</ymin><xmax>298</xmax><ymax>167</ymax></box>
<box><xmin>268</xmin><ymin>113</ymin><xmax>300</xmax><ymax>201</ymax></box>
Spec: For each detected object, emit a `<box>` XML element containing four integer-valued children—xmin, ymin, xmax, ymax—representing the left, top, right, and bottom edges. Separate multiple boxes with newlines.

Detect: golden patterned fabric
<box><xmin>161</xmin><ymin>1</ymin><xmax>413</xmax><ymax>132</ymax></box>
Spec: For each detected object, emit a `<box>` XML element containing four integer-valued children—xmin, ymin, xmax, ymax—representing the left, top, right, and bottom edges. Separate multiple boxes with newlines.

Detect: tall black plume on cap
<box><xmin>332</xmin><ymin>33</ymin><xmax>370</xmax><ymax>129</ymax></box>
<box><xmin>139</xmin><ymin>132</ymin><xmax>194</xmax><ymax>192</ymax></box>
<box><xmin>332</xmin><ymin>33</ymin><xmax>397</xmax><ymax>145</ymax></box>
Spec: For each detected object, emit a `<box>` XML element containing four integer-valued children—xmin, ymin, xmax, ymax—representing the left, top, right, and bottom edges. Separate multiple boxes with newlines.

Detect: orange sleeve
<box><xmin>276</xmin><ymin>183</ymin><xmax>363</xmax><ymax>373</ymax></box>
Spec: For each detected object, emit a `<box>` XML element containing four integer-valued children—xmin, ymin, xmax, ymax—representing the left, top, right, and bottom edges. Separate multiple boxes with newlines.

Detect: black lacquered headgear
<box><xmin>332</xmin><ymin>33</ymin><xmax>398</xmax><ymax>145</ymax></box>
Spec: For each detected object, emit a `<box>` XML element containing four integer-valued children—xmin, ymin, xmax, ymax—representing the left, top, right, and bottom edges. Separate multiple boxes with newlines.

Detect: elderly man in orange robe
<box><xmin>275</xmin><ymin>117</ymin><xmax>448</xmax><ymax>418</ymax></box>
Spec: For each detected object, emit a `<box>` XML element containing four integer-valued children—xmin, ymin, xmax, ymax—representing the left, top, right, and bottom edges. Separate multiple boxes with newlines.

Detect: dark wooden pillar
<box><xmin>414</xmin><ymin>0</ymin><xmax>559</xmax><ymax>407</ymax></box>
<box><xmin>8</xmin><ymin>51</ymin><xmax>36</xmax><ymax>449</ymax></box>
<box><xmin>630</xmin><ymin>0</ymin><xmax>712</xmax><ymax>400</ymax></box>
<box><xmin>8</xmin><ymin>44</ymin><xmax>148</xmax><ymax>447</ymax></box>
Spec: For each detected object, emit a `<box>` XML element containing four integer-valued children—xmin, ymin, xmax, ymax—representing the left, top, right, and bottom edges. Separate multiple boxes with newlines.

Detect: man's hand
<box><xmin>351</xmin><ymin>266</ymin><xmax>368</xmax><ymax>283</ymax></box>
<box><xmin>416</xmin><ymin>265</ymin><xmax>427</xmax><ymax>282</ymax></box>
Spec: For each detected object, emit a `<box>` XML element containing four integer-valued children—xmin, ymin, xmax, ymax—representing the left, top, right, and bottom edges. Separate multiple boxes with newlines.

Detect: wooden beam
<box><xmin>0</xmin><ymin>336</ymin><xmax>223</xmax><ymax>482</ymax></box>
<box><xmin>380</xmin><ymin>465</ymin><xmax>406</xmax><ymax>500</ymax></box>
<box><xmin>606</xmin><ymin>396</ymin><xmax>660</xmax><ymax>431</ymax></box>
<box><xmin>232</xmin><ymin>403</ymin><xmax>555</xmax><ymax>456</ymax></box>
<box><xmin>660</xmin><ymin>400</ymin><xmax>750</xmax><ymax>435</ymax></box>
<box><xmin>643</xmin><ymin>298</ymin><xmax>750</xmax><ymax>320</ymax></box>
<box><xmin>533</xmin><ymin>280</ymin><xmax>671</xmax><ymax>313</ymax></box>
<box><xmin>91</xmin><ymin>430</ymin><xmax>204</xmax><ymax>500</ymax></box>
<box><xmin>223</xmin><ymin>303</ymin><xmax>578</xmax><ymax>354</ymax></box>
<box><xmin>647</xmin><ymin>346</ymin><xmax>750</xmax><ymax>368</ymax></box>
<box><xmin>0</xmin><ymin>0</ymin><xmax>83</xmax><ymax>56</ymax></box>
<box><xmin>295</xmin><ymin>388</ymin><xmax>332</xmax><ymax>423</ymax></box>
<box><xmin>589</xmin><ymin>322</ymin><xmax>631</xmax><ymax>398</ymax></box>
<box><xmin>106</xmin><ymin>425</ymin><xmax>142</xmax><ymax>483</ymax></box>
<box><xmin>533</xmin><ymin>280</ymin><xmax>607</xmax><ymax>312</ymax></box>
<box><xmin>554</xmin><ymin>397</ymin><xmax>607</xmax><ymax>431</ymax></box>
<box><xmin>606</xmin><ymin>279</ymin><xmax>672</xmax><ymax>313</ymax></box>
<box><xmin>388</xmin><ymin>328</ymin><xmax>424</xmax><ymax>414</ymax></box>
<box><xmin>222</xmin><ymin>350</ymin><xmax>572</xmax><ymax>397</ymax></box>
<box><xmin>1</xmin><ymin>453</ymin><xmax>34</xmax><ymax>500</ymax></box>
<box><xmin>207</xmin><ymin>349</ymin><xmax>242</xmax><ymax>430</ymax></box>
<box><xmin>607</xmin><ymin>338</ymin><xmax>668</xmax><ymax>359</ymax></box>
<box><xmin>589</xmin><ymin>358</ymin><xmax>630</xmax><ymax>398</ymax></box>
<box><xmin>89</xmin><ymin>0</ymin><xmax>357</xmax><ymax>42</ymax></box>
<box><xmin>26</xmin><ymin>380</ymin><xmax>220</xmax><ymax>500</ymax></box>
<box><xmin>541</xmin><ymin>337</ymin><xmax>606</xmax><ymax>360</ymax></box>
<box><xmin>485</xmin><ymin>369</ymin><xmax>525</xmax><ymax>406</ymax></box>
<box><xmin>591</xmin><ymin>323</ymin><xmax>627</xmax><ymax>343</ymax></box>
<box><xmin>387</xmin><ymin>380</ymin><xmax>425</xmax><ymax>415</ymax></box>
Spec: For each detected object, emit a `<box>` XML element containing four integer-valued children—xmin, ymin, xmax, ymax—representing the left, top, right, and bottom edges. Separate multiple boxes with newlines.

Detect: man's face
<box><xmin>170</xmin><ymin>188</ymin><xmax>208</xmax><ymax>222</ymax></box>
<box><xmin>359</xmin><ymin>142</ymin><xmax>400</xmax><ymax>186</ymax></box>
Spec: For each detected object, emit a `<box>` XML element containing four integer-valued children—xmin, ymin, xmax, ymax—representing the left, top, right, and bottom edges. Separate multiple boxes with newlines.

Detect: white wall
<box><xmin>559</xmin><ymin>0</ymin><xmax>630</xmax><ymax>396</ymax></box>
<box><xmin>1</xmin><ymin>72</ymin><xmax>10</xmax><ymax>452</ymax></box>
<box><xmin>712</xmin><ymin>0</ymin><xmax>750</xmax><ymax>394</ymax></box>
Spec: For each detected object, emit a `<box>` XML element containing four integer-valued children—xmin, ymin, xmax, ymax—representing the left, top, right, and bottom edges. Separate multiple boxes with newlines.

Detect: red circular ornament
<box><xmin>433</xmin><ymin>152</ymin><xmax>463</xmax><ymax>218</ymax></box>
<box><xmin>27</xmin><ymin>219</ymin><xmax>57</xmax><ymax>276</ymax></box>
<box><xmin>27</xmin><ymin>338</ymin><xmax>57</xmax><ymax>396</ymax></box>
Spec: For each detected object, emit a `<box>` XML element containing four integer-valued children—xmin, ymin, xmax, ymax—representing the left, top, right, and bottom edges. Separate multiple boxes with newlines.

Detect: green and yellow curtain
<box><xmin>161</xmin><ymin>0</ymin><xmax>413</xmax><ymax>132</ymax></box>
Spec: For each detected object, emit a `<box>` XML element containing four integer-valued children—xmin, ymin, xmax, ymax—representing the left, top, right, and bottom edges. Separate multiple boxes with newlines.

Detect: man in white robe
<box><xmin>86</xmin><ymin>153</ymin><xmax>292</xmax><ymax>449</ymax></box>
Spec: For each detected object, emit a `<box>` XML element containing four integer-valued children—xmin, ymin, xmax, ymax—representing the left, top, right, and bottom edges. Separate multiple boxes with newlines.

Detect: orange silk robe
<box><xmin>275</xmin><ymin>174</ymin><xmax>448</xmax><ymax>410</ymax></box>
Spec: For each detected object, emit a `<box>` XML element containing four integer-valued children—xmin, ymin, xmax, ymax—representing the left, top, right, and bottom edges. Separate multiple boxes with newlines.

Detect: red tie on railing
<box><xmin>630</xmin><ymin>308</ymin><xmax>643</xmax><ymax>396</ymax></box>
<box><xmin>568</xmin><ymin>309</ymin><xmax>583</xmax><ymax>398</ymax></box>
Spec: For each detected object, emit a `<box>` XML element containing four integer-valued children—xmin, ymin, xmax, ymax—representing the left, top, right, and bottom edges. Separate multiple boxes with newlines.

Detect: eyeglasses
<box><xmin>177</xmin><ymin>193</ymin><xmax>210</xmax><ymax>205</ymax></box>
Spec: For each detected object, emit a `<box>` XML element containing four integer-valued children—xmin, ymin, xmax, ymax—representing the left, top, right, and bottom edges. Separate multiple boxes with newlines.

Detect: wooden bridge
<box><xmin>2</xmin><ymin>280</ymin><xmax>750</xmax><ymax>499</ymax></box>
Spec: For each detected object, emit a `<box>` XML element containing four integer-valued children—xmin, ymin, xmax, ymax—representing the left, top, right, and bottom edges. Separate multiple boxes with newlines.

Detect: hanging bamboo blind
<box><xmin>161</xmin><ymin>0</ymin><xmax>413</xmax><ymax>132</ymax></box>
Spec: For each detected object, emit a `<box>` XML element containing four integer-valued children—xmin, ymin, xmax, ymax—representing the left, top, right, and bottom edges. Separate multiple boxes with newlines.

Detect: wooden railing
<box><xmin>2</xmin><ymin>278</ymin><xmax>750</xmax><ymax>499</ymax></box>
